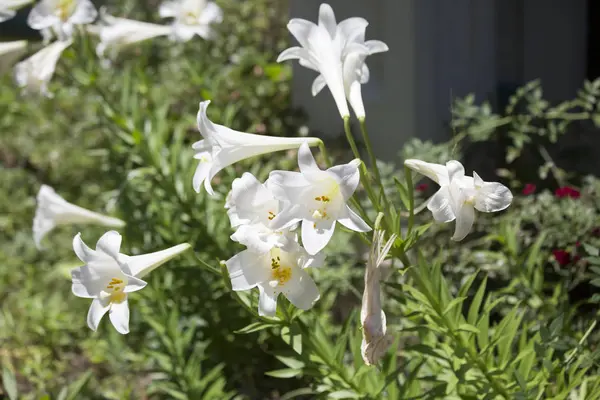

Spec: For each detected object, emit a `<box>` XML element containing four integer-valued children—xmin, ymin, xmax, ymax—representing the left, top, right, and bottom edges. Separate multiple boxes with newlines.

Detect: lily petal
<box><xmin>95</xmin><ymin>231</ymin><xmax>122</xmax><ymax>260</ymax></box>
<box><xmin>258</xmin><ymin>283</ymin><xmax>278</xmax><ymax>317</ymax></box>
<box><xmin>452</xmin><ymin>203</ymin><xmax>475</xmax><ymax>241</ymax></box>
<box><xmin>318</xmin><ymin>3</ymin><xmax>337</xmax><ymax>38</ymax></box>
<box><xmin>87</xmin><ymin>298</ymin><xmax>110</xmax><ymax>331</ymax></box>
<box><xmin>108</xmin><ymin>299</ymin><xmax>130</xmax><ymax>334</ymax></box>
<box><xmin>282</xmin><ymin>267</ymin><xmax>320</xmax><ymax>310</ymax></box>
<box><xmin>301</xmin><ymin>218</ymin><xmax>336</xmax><ymax>255</ymax></box>
<box><xmin>126</xmin><ymin>243</ymin><xmax>191</xmax><ymax>278</ymax></box>
<box><xmin>472</xmin><ymin>172</ymin><xmax>513</xmax><ymax>213</ymax></box>
<box><xmin>338</xmin><ymin>205</ymin><xmax>371</xmax><ymax>232</ymax></box>
<box><xmin>404</xmin><ymin>159</ymin><xmax>449</xmax><ymax>185</ymax></box>
<box><xmin>427</xmin><ymin>187</ymin><xmax>456</xmax><ymax>223</ymax></box>
<box><xmin>226</xmin><ymin>250</ymin><xmax>271</xmax><ymax>291</ymax></box>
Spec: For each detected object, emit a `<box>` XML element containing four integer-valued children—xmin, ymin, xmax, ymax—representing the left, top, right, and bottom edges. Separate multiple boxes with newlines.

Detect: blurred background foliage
<box><xmin>1</xmin><ymin>0</ymin><xmax>600</xmax><ymax>399</ymax></box>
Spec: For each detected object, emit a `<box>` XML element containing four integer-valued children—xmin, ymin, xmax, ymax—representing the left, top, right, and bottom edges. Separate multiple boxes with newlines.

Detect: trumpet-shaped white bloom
<box><xmin>404</xmin><ymin>159</ymin><xmax>513</xmax><ymax>241</ymax></box>
<box><xmin>361</xmin><ymin>230</ymin><xmax>396</xmax><ymax>365</ymax></box>
<box><xmin>14</xmin><ymin>39</ymin><xmax>72</xmax><ymax>96</ymax></box>
<box><xmin>226</xmin><ymin>172</ymin><xmax>297</xmax><ymax>253</ymax></box>
<box><xmin>193</xmin><ymin>100</ymin><xmax>321</xmax><ymax>196</ymax></box>
<box><xmin>27</xmin><ymin>0</ymin><xmax>97</xmax><ymax>41</ymax></box>
<box><xmin>71</xmin><ymin>231</ymin><xmax>190</xmax><ymax>333</ymax></box>
<box><xmin>0</xmin><ymin>0</ymin><xmax>33</xmax><ymax>23</ymax></box>
<box><xmin>226</xmin><ymin>234</ymin><xmax>322</xmax><ymax>317</ymax></box>
<box><xmin>33</xmin><ymin>185</ymin><xmax>125</xmax><ymax>249</ymax></box>
<box><xmin>159</xmin><ymin>0</ymin><xmax>223</xmax><ymax>41</ymax></box>
<box><xmin>268</xmin><ymin>142</ymin><xmax>371</xmax><ymax>255</ymax></box>
<box><xmin>0</xmin><ymin>40</ymin><xmax>27</xmax><ymax>75</ymax></box>
<box><xmin>93</xmin><ymin>12</ymin><xmax>172</xmax><ymax>60</ymax></box>
<box><xmin>278</xmin><ymin>3</ymin><xmax>388</xmax><ymax>119</ymax></box>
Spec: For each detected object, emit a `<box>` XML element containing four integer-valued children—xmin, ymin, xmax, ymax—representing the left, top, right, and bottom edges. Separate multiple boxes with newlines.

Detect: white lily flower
<box><xmin>226</xmin><ymin>172</ymin><xmax>298</xmax><ymax>253</ymax></box>
<box><xmin>278</xmin><ymin>3</ymin><xmax>388</xmax><ymax>119</ymax></box>
<box><xmin>71</xmin><ymin>231</ymin><xmax>190</xmax><ymax>333</ymax></box>
<box><xmin>93</xmin><ymin>12</ymin><xmax>172</xmax><ymax>60</ymax></box>
<box><xmin>268</xmin><ymin>142</ymin><xmax>371</xmax><ymax>255</ymax></box>
<box><xmin>361</xmin><ymin>230</ymin><xmax>396</xmax><ymax>365</ymax></box>
<box><xmin>225</xmin><ymin>234</ymin><xmax>322</xmax><ymax>317</ymax></box>
<box><xmin>14</xmin><ymin>39</ymin><xmax>72</xmax><ymax>96</ymax></box>
<box><xmin>0</xmin><ymin>0</ymin><xmax>33</xmax><ymax>23</ymax></box>
<box><xmin>0</xmin><ymin>40</ymin><xmax>27</xmax><ymax>75</ymax></box>
<box><xmin>159</xmin><ymin>0</ymin><xmax>223</xmax><ymax>42</ymax></box>
<box><xmin>193</xmin><ymin>100</ymin><xmax>321</xmax><ymax>196</ymax></box>
<box><xmin>404</xmin><ymin>159</ymin><xmax>513</xmax><ymax>241</ymax></box>
<box><xmin>27</xmin><ymin>0</ymin><xmax>97</xmax><ymax>41</ymax></box>
<box><xmin>33</xmin><ymin>184</ymin><xmax>125</xmax><ymax>249</ymax></box>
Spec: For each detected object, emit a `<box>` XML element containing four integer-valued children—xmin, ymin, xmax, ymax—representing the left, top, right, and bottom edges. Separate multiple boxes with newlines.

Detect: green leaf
<box><xmin>2</xmin><ymin>366</ymin><xmax>17</xmax><ymax>400</ymax></box>
<box><xmin>234</xmin><ymin>322</ymin><xmax>277</xmax><ymax>334</ymax></box>
<box><xmin>275</xmin><ymin>355</ymin><xmax>305</xmax><ymax>370</ymax></box>
<box><xmin>65</xmin><ymin>371</ymin><xmax>93</xmax><ymax>400</ymax></box>
<box><xmin>468</xmin><ymin>276</ymin><xmax>487</xmax><ymax>325</ymax></box>
<box><xmin>265</xmin><ymin>368</ymin><xmax>302</xmax><ymax>379</ymax></box>
<box><xmin>442</xmin><ymin>297</ymin><xmax>467</xmax><ymax>316</ymax></box>
<box><xmin>583</xmin><ymin>243</ymin><xmax>599</xmax><ymax>257</ymax></box>
<box><xmin>457</xmin><ymin>323</ymin><xmax>480</xmax><ymax>334</ymax></box>
<box><xmin>329</xmin><ymin>390</ymin><xmax>361</xmax><ymax>399</ymax></box>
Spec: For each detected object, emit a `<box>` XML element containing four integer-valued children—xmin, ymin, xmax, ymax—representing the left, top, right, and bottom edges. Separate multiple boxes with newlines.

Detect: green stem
<box><xmin>343</xmin><ymin>117</ymin><xmax>381</xmax><ymax>216</ymax></box>
<box><xmin>318</xmin><ymin>140</ymin><xmax>333</xmax><ymax>169</ymax></box>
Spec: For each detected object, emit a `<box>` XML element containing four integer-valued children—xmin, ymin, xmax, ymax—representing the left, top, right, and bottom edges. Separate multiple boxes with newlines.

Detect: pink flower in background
<box><xmin>555</xmin><ymin>186</ymin><xmax>580</xmax><ymax>199</ymax></box>
<box><xmin>522</xmin><ymin>183</ymin><xmax>536</xmax><ymax>196</ymax></box>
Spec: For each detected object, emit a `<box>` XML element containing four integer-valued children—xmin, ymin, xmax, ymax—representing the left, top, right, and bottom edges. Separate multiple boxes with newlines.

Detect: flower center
<box><xmin>104</xmin><ymin>277</ymin><xmax>127</xmax><ymax>303</ymax></box>
<box><xmin>56</xmin><ymin>0</ymin><xmax>75</xmax><ymax>21</ymax></box>
<box><xmin>269</xmin><ymin>251</ymin><xmax>293</xmax><ymax>287</ymax></box>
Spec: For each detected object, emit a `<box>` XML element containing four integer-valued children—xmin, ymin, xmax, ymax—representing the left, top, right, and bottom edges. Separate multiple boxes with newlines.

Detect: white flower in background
<box><xmin>33</xmin><ymin>184</ymin><xmax>125</xmax><ymax>249</ymax></box>
<box><xmin>71</xmin><ymin>231</ymin><xmax>190</xmax><ymax>334</ymax></box>
<box><xmin>27</xmin><ymin>0</ymin><xmax>98</xmax><ymax>41</ymax></box>
<box><xmin>193</xmin><ymin>100</ymin><xmax>321</xmax><ymax>196</ymax></box>
<box><xmin>0</xmin><ymin>0</ymin><xmax>33</xmax><ymax>23</ymax></box>
<box><xmin>159</xmin><ymin>0</ymin><xmax>223</xmax><ymax>41</ymax></box>
<box><xmin>14</xmin><ymin>39</ymin><xmax>72</xmax><ymax>96</ymax></box>
<box><xmin>93</xmin><ymin>11</ymin><xmax>172</xmax><ymax>61</ymax></box>
<box><xmin>404</xmin><ymin>159</ymin><xmax>513</xmax><ymax>241</ymax></box>
<box><xmin>226</xmin><ymin>235</ymin><xmax>322</xmax><ymax>317</ymax></box>
<box><xmin>278</xmin><ymin>3</ymin><xmax>388</xmax><ymax>119</ymax></box>
<box><xmin>268</xmin><ymin>142</ymin><xmax>371</xmax><ymax>255</ymax></box>
<box><xmin>226</xmin><ymin>172</ymin><xmax>292</xmax><ymax>253</ymax></box>
<box><xmin>361</xmin><ymin>229</ymin><xmax>396</xmax><ymax>365</ymax></box>
<box><xmin>0</xmin><ymin>40</ymin><xmax>27</xmax><ymax>75</ymax></box>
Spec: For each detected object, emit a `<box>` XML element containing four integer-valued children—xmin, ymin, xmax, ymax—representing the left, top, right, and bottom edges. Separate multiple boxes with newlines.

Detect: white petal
<box><xmin>225</xmin><ymin>250</ymin><xmax>270</xmax><ymax>291</ymax></box>
<box><xmin>69</xmin><ymin>0</ymin><xmax>97</xmax><ymax>25</ymax></box>
<box><xmin>446</xmin><ymin>160</ymin><xmax>465</xmax><ymax>182</ymax></box>
<box><xmin>258</xmin><ymin>284</ymin><xmax>278</xmax><ymax>317</ymax></box>
<box><xmin>452</xmin><ymin>203</ymin><xmax>475</xmax><ymax>241</ymax></box>
<box><xmin>427</xmin><ymin>187</ymin><xmax>456</xmax><ymax>223</ymax></box>
<box><xmin>269</xmin><ymin>203</ymin><xmax>305</xmax><ymax>231</ymax></box>
<box><xmin>360</xmin><ymin>63</ymin><xmax>370</xmax><ymax>84</ymax></box>
<box><xmin>95</xmin><ymin>231</ymin><xmax>122</xmax><ymax>260</ymax></box>
<box><xmin>230</xmin><ymin>224</ymin><xmax>281</xmax><ymax>253</ymax></box>
<box><xmin>281</xmin><ymin>268</ymin><xmax>320</xmax><ymax>310</ymax></box>
<box><xmin>298</xmin><ymin>141</ymin><xmax>321</xmax><ymax>175</ymax></box>
<box><xmin>404</xmin><ymin>159</ymin><xmax>449</xmax><ymax>185</ymax></box>
<box><xmin>277</xmin><ymin>46</ymin><xmax>308</xmax><ymax>63</ymax></box>
<box><xmin>301</xmin><ymin>219</ymin><xmax>336</xmax><ymax>255</ymax></box>
<box><xmin>126</xmin><ymin>243</ymin><xmax>191</xmax><ymax>278</ymax></box>
<box><xmin>337</xmin><ymin>17</ymin><xmax>368</xmax><ymax>44</ymax></box>
<box><xmin>472</xmin><ymin>172</ymin><xmax>513</xmax><ymax>213</ymax></box>
<box><xmin>109</xmin><ymin>299</ymin><xmax>130</xmax><ymax>334</ymax></box>
<box><xmin>123</xmin><ymin>276</ymin><xmax>147</xmax><ymax>293</ymax></box>
<box><xmin>343</xmin><ymin>52</ymin><xmax>366</xmax><ymax>118</ymax></box>
<box><xmin>71</xmin><ymin>267</ymin><xmax>95</xmax><ymax>298</ymax></box>
<box><xmin>328</xmin><ymin>160</ymin><xmax>361</xmax><ymax>201</ymax></box>
<box><xmin>14</xmin><ymin>39</ymin><xmax>72</xmax><ymax>95</ymax></box>
<box><xmin>27</xmin><ymin>2</ymin><xmax>58</xmax><ymax>30</ymax></box>
<box><xmin>192</xmin><ymin>151</ymin><xmax>213</xmax><ymax>194</ymax></box>
<box><xmin>311</xmin><ymin>74</ymin><xmax>326</xmax><ymax>96</ymax></box>
<box><xmin>0</xmin><ymin>9</ymin><xmax>16</xmax><ymax>23</ymax></box>
<box><xmin>267</xmin><ymin>171</ymin><xmax>311</xmax><ymax>203</ymax></box>
<box><xmin>287</xmin><ymin>18</ymin><xmax>315</xmax><ymax>48</ymax></box>
<box><xmin>159</xmin><ymin>1</ymin><xmax>177</xmax><ymax>17</ymax></box>
<box><xmin>318</xmin><ymin>3</ymin><xmax>336</xmax><ymax>38</ymax></box>
<box><xmin>227</xmin><ymin>172</ymin><xmax>274</xmax><ymax>227</ymax></box>
<box><xmin>338</xmin><ymin>206</ymin><xmax>371</xmax><ymax>232</ymax></box>
<box><xmin>87</xmin><ymin>298</ymin><xmax>110</xmax><ymax>331</ymax></box>
<box><xmin>365</xmin><ymin>40</ymin><xmax>389</xmax><ymax>54</ymax></box>
<box><xmin>198</xmin><ymin>2</ymin><xmax>223</xmax><ymax>25</ymax></box>
<box><xmin>72</xmin><ymin>232</ymin><xmax>95</xmax><ymax>262</ymax></box>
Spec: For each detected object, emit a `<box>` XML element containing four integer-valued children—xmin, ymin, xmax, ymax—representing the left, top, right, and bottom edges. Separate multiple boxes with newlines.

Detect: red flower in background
<box><xmin>522</xmin><ymin>184</ymin><xmax>536</xmax><ymax>195</ymax></box>
<box><xmin>415</xmin><ymin>183</ymin><xmax>428</xmax><ymax>193</ymax></box>
<box><xmin>555</xmin><ymin>186</ymin><xmax>580</xmax><ymax>199</ymax></box>
<box><xmin>552</xmin><ymin>249</ymin><xmax>571</xmax><ymax>266</ymax></box>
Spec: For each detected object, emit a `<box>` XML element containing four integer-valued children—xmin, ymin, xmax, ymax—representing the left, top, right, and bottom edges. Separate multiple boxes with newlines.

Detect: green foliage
<box><xmin>1</xmin><ymin>0</ymin><xmax>600</xmax><ymax>398</ymax></box>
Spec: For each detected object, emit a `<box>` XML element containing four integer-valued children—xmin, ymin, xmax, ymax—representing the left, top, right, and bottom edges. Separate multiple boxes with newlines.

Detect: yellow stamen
<box><xmin>271</xmin><ymin>266</ymin><xmax>292</xmax><ymax>286</ymax></box>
